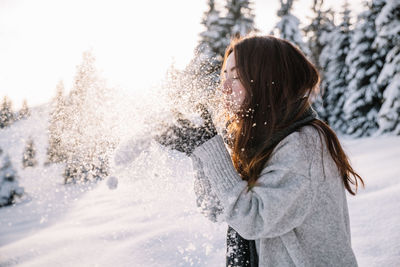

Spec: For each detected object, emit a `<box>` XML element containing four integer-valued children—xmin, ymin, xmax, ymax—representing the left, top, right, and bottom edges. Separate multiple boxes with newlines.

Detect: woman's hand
<box><xmin>155</xmin><ymin>104</ymin><xmax>218</xmax><ymax>155</ymax></box>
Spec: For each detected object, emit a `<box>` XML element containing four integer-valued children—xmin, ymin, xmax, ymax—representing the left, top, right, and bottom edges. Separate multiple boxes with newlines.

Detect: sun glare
<box><xmin>0</xmin><ymin>0</ymin><xmax>204</xmax><ymax>108</ymax></box>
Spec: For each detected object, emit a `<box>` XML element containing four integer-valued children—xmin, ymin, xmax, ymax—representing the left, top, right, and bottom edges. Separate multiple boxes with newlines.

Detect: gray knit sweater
<box><xmin>190</xmin><ymin>126</ymin><xmax>358</xmax><ymax>267</ymax></box>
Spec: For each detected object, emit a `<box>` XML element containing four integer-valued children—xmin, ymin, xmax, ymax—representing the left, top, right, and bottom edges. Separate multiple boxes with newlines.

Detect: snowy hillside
<box><xmin>0</xmin><ymin>105</ymin><xmax>399</xmax><ymax>267</ymax></box>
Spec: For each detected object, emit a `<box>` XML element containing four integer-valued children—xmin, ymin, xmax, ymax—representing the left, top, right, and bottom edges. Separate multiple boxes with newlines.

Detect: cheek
<box><xmin>239</xmin><ymin>88</ymin><xmax>246</xmax><ymax>102</ymax></box>
<box><xmin>233</xmin><ymin>85</ymin><xmax>246</xmax><ymax>103</ymax></box>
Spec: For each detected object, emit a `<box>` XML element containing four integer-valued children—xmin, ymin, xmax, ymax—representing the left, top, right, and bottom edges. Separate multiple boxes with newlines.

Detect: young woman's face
<box><xmin>222</xmin><ymin>52</ymin><xmax>246</xmax><ymax>113</ymax></box>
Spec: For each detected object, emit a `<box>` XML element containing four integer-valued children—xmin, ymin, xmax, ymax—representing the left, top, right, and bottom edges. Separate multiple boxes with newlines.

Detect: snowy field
<box><xmin>0</xmin><ymin>105</ymin><xmax>399</xmax><ymax>267</ymax></box>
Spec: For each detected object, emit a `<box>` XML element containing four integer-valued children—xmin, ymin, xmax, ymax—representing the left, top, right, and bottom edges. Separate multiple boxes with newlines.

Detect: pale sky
<box><xmin>0</xmin><ymin>0</ymin><xmax>363</xmax><ymax>109</ymax></box>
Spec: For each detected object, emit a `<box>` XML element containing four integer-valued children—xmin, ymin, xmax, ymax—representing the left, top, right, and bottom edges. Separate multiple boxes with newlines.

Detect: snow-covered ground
<box><xmin>0</xmin><ymin>106</ymin><xmax>399</xmax><ymax>267</ymax></box>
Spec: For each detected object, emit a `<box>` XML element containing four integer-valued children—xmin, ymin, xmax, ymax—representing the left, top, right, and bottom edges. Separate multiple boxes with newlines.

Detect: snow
<box><xmin>341</xmin><ymin>135</ymin><xmax>400</xmax><ymax>266</ymax></box>
<box><xmin>1</xmin><ymin>105</ymin><xmax>400</xmax><ymax>266</ymax></box>
<box><xmin>375</xmin><ymin>0</ymin><xmax>398</xmax><ymax>33</ymax></box>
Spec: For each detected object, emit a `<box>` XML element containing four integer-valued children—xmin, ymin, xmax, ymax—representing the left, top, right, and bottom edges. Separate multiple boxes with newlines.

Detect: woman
<box><xmin>190</xmin><ymin>35</ymin><xmax>364</xmax><ymax>267</ymax></box>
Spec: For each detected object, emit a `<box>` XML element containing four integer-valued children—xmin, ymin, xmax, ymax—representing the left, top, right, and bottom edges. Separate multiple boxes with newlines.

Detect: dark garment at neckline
<box><xmin>225</xmin><ymin>107</ymin><xmax>318</xmax><ymax>267</ymax></box>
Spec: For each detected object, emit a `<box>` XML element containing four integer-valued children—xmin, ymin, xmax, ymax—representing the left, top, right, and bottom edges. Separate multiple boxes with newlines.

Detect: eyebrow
<box><xmin>223</xmin><ymin>66</ymin><xmax>237</xmax><ymax>73</ymax></box>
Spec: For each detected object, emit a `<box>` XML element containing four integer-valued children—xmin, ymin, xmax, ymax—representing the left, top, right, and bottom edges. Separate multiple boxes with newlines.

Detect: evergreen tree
<box><xmin>224</xmin><ymin>0</ymin><xmax>256</xmax><ymax>39</ymax></box>
<box><xmin>23</xmin><ymin>138</ymin><xmax>37</xmax><ymax>168</ymax></box>
<box><xmin>195</xmin><ymin>0</ymin><xmax>256</xmax><ymax>77</ymax></box>
<box><xmin>18</xmin><ymin>99</ymin><xmax>30</xmax><ymax>120</ymax></box>
<box><xmin>319</xmin><ymin>0</ymin><xmax>352</xmax><ymax>133</ymax></box>
<box><xmin>62</xmin><ymin>51</ymin><xmax>117</xmax><ymax>183</ymax></box>
<box><xmin>195</xmin><ymin>0</ymin><xmax>257</xmax><ymax>90</ymax></box>
<box><xmin>191</xmin><ymin>0</ymin><xmax>256</xmax><ymax>97</ymax></box>
<box><xmin>0</xmin><ymin>96</ymin><xmax>15</xmax><ymax>128</ymax></box>
<box><xmin>198</xmin><ymin>0</ymin><xmax>256</xmax><ymax>61</ymax></box>
<box><xmin>373</xmin><ymin>0</ymin><xmax>400</xmax><ymax>134</ymax></box>
<box><xmin>309</xmin><ymin>3</ymin><xmax>337</xmax><ymax>121</ymax></box>
<box><xmin>46</xmin><ymin>80</ymin><xmax>67</xmax><ymax>164</ymax></box>
<box><xmin>0</xmin><ymin>154</ymin><xmax>24</xmax><ymax>207</ymax></box>
<box><xmin>271</xmin><ymin>0</ymin><xmax>311</xmax><ymax>56</ymax></box>
<box><xmin>198</xmin><ymin>0</ymin><xmax>229</xmax><ymax>61</ymax></box>
<box><xmin>194</xmin><ymin>0</ymin><xmax>228</xmax><ymax>92</ymax></box>
<box><xmin>303</xmin><ymin>0</ymin><xmax>335</xmax><ymax>70</ymax></box>
<box><xmin>64</xmin><ymin>155</ymin><xmax>110</xmax><ymax>184</ymax></box>
<box><xmin>343</xmin><ymin>0</ymin><xmax>385</xmax><ymax>137</ymax></box>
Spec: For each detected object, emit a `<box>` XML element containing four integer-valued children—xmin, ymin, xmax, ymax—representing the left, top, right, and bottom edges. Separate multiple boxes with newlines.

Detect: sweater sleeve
<box><xmin>191</xmin><ymin>154</ymin><xmax>224</xmax><ymax>222</ymax></box>
<box><xmin>191</xmin><ymin>134</ymin><xmax>316</xmax><ymax>240</ymax></box>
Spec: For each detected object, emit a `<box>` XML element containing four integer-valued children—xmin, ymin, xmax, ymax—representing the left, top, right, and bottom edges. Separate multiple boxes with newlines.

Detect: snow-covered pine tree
<box><xmin>193</xmin><ymin>0</ymin><xmax>228</xmax><ymax>93</ymax></box>
<box><xmin>319</xmin><ymin>0</ymin><xmax>352</xmax><ymax>133</ymax></box>
<box><xmin>373</xmin><ymin>0</ymin><xmax>400</xmax><ymax>134</ymax></box>
<box><xmin>195</xmin><ymin>0</ymin><xmax>257</xmax><ymax>91</ymax></box>
<box><xmin>22</xmin><ymin>138</ymin><xmax>37</xmax><ymax>168</ymax></box>
<box><xmin>0</xmin><ymin>154</ymin><xmax>24</xmax><ymax>207</ymax></box>
<box><xmin>198</xmin><ymin>0</ymin><xmax>229</xmax><ymax>61</ymax></box>
<box><xmin>46</xmin><ymin>81</ymin><xmax>67</xmax><ymax>164</ymax></box>
<box><xmin>224</xmin><ymin>0</ymin><xmax>256</xmax><ymax>39</ymax></box>
<box><xmin>62</xmin><ymin>51</ymin><xmax>116</xmax><ymax>183</ymax></box>
<box><xmin>191</xmin><ymin>0</ymin><xmax>256</xmax><ymax>102</ymax></box>
<box><xmin>271</xmin><ymin>0</ymin><xmax>311</xmax><ymax>56</ymax></box>
<box><xmin>303</xmin><ymin>0</ymin><xmax>336</xmax><ymax>120</ymax></box>
<box><xmin>198</xmin><ymin>0</ymin><xmax>256</xmax><ymax>62</ymax></box>
<box><xmin>18</xmin><ymin>99</ymin><xmax>30</xmax><ymax>120</ymax></box>
<box><xmin>183</xmin><ymin>0</ymin><xmax>257</xmax><ymax>99</ymax></box>
<box><xmin>303</xmin><ymin>0</ymin><xmax>335</xmax><ymax>70</ymax></box>
<box><xmin>343</xmin><ymin>0</ymin><xmax>385</xmax><ymax>137</ymax></box>
<box><xmin>0</xmin><ymin>96</ymin><xmax>15</xmax><ymax>128</ymax></box>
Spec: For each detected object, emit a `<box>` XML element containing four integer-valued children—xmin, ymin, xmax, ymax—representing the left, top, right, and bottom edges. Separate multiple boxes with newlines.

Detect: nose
<box><xmin>222</xmin><ymin>79</ymin><xmax>232</xmax><ymax>95</ymax></box>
